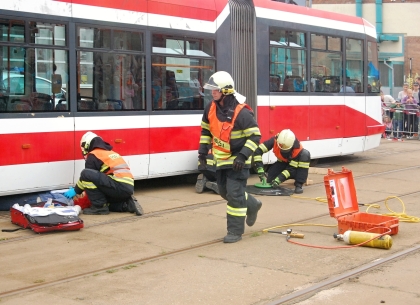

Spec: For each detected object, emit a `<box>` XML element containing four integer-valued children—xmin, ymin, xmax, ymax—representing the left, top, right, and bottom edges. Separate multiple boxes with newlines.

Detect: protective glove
<box><xmin>271</xmin><ymin>177</ymin><xmax>281</xmax><ymax>188</ymax></box>
<box><xmin>257</xmin><ymin>167</ymin><xmax>265</xmax><ymax>181</ymax></box>
<box><xmin>63</xmin><ymin>187</ymin><xmax>76</xmax><ymax>199</ymax></box>
<box><xmin>233</xmin><ymin>154</ymin><xmax>246</xmax><ymax>172</ymax></box>
<box><xmin>198</xmin><ymin>153</ymin><xmax>207</xmax><ymax>170</ymax></box>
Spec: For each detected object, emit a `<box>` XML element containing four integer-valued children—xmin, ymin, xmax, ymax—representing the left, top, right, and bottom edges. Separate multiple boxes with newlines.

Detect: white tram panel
<box><xmin>0</xmin><ymin>117</ymin><xmax>75</xmax><ymax>194</ymax></box>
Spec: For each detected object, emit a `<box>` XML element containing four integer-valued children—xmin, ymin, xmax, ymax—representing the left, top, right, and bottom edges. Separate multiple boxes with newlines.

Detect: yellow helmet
<box><xmin>203</xmin><ymin>71</ymin><xmax>235</xmax><ymax>95</ymax></box>
<box><xmin>80</xmin><ymin>131</ymin><xmax>99</xmax><ymax>156</ymax></box>
<box><xmin>276</xmin><ymin>129</ymin><xmax>295</xmax><ymax>151</ymax></box>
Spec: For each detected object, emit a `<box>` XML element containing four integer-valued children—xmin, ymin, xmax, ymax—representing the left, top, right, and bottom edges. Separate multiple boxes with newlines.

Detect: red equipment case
<box><xmin>324</xmin><ymin>167</ymin><xmax>399</xmax><ymax>235</ymax></box>
<box><xmin>9</xmin><ymin>201</ymin><xmax>84</xmax><ymax>233</ymax></box>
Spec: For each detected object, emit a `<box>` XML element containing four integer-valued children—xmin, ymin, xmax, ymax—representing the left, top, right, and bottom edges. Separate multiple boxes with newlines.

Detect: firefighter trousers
<box><xmin>266</xmin><ymin>149</ymin><xmax>310</xmax><ymax>186</ymax></box>
<box><xmin>216</xmin><ymin>168</ymin><xmax>260</xmax><ymax>235</ymax></box>
<box><xmin>79</xmin><ymin>168</ymin><xmax>134</xmax><ymax>211</ymax></box>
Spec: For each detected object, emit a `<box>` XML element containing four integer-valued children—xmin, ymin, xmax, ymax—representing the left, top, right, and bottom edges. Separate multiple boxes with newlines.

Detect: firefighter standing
<box><xmin>63</xmin><ymin>131</ymin><xmax>143</xmax><ymax>216</ymax></box>
<box><xmin>254</xmin><ymin>129</ymin><xmax>310</xmax><ymax>194</ymax></box>
<box><xmin>199</xmin><ymin>71</ymin><xmax>262</xmax><ymax>243</ymax></box>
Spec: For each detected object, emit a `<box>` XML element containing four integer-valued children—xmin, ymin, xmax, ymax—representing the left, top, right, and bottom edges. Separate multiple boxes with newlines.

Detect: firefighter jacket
<box><xmin>254</xmin><ymin>136</ymin><xmax>309</xmax><ymax>182</ymax></box>
<box><xmin>75</xmin><ymin>137</ymin><xmax>134</xmax><ymax>194</ymax></box>
<box><xmin>199</xmin><ymin>95</ymin><xmax>261</xmax><ymax>169</ymax></box>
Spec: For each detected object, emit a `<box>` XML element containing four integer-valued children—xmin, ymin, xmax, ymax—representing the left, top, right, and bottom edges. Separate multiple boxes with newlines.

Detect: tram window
<box><xmin>0</xmin><ymin>46</ymin><xmax>69</xmax><ymax>112</ymax></box>
<box><xmin>367</xmin><ymin>41</ymin><xmax>380</xmax><ymax>93</ymax></box>
<box><xmin>77</xmin><ymin>51</ymin><xmax>146</xmax><ymax>111</ymax></box>
<box><xmin>311</xmin><ymin>51</ymin><xmax>342</xmax><ymax>93</ymax></box>
<box><xmin>151</xmin><ymin>55</ymin><xmax>214</xmax><ymax>110</ymax></box>
<box><xmin>77</xmin><ymin>27</ymin><xmax>111</xmax><ymax>49</ymax></box>
<box><xmin>30</xmin><ymin>22</ymin><xmax>66</xmax><ymax>46</ymax></box>
<box><xmin>0</xmin><ymin>20</ymin><xmax>24</xmax><ymax>43</ymax></box>
<box><xmin>114</xmin><ymin>30</ymin><xmax>143</xmax><ymax>51</ymax></box>
<box><xmin>186</xmin><ymin>38</ymin><xmax>214</xmax><ymax>57</ymax></box>
<box><xmin>311</xmin><ymin>34</ymin><xmax>342</xmax><ymax>93</ymax></box>
<box><xmin>269</xmin><ymin>28</ymin><xmax>307</xmax><ymax>92</ymax></box>
<box><xmin>345</xmin><ymin>39</ymin><xmax>364</xmax><ymax>93</ymax></box>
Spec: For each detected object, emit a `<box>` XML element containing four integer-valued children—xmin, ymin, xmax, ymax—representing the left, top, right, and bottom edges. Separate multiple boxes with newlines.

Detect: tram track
<box><xmin>1</xmin><ymin>162</ymin><xmax>420</xmax><ymax>300</ymax></box>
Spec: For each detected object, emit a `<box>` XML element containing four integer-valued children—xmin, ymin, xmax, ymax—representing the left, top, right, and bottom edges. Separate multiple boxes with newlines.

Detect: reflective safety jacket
<box><xmin>208</xmin><ymin>102</ymin><xmax>246</xmax><ymax>160</ymax></box>
<box><xmin>199</xmin><ymin>95</ymin><xmax>261</xmax><ymax>169</ymax></box>
<box><xmin>272</xmin><ymin>142</ymin><xmax>303</xmax><ymax>162</ymax></box>
<box><xmin>89</xmin><ymin>149</ymin><xmax>134</xmax><ymax>185</ymax></box>
<box><xmin>254</xmin><ymin>136</ymin><xmax>309</xmax><ymax>182</ymax></box>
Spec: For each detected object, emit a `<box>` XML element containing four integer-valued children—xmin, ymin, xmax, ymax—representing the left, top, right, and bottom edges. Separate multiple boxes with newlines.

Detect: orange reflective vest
<box><xmin>89</xmin><ymin>149</ymin><xmax>134</xmax><ymax>183</ymax></box>
<box><xmin>208</xmin><ymin>102</ymin><xmax>246</xmax><ymax>160</ymax></box>
<box><xmin>273</xmin><ymin>142</ymin><xmax>303</xmax><ymax>162</ymax></box>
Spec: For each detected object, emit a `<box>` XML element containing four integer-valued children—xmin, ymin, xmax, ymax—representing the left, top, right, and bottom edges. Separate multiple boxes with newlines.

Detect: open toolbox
<box><xmin>324</xmin><ymin>167</ymin><xmax>399</xmax><ymax>235</ymax></box>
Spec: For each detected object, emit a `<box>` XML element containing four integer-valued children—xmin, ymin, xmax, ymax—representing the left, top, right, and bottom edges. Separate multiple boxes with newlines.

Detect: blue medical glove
<box><xmin>271</xmin><ymin>177</ymin><xmax>281</xmax><ymax>188</ymax></box>
<box><xmin>63</xmin><ymin>187</ymin><xmax>76</xmax><ymax>199</ymax></box>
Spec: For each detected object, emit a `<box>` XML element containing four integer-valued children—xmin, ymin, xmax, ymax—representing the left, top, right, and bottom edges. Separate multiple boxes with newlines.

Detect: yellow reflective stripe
<box><xmin>77</xmin><ymin>180</ymin><xmax>97</xmax><ymax>190</ymax></box>
<box><xmin>299</xmin><ymin>161</ymin><xmax>310</xmax><ymax>168</ymax></box>
<box><xmin>111</xmin><ymin>176</ymin><xmax>134</xmax><ymax>186</ymax></box>
<box><xmin>230</xmin><ymin>130</ymin><xmax>244</xmax><ymax>139</ymax></box>
<box><xmin>206</xmin><ymin>158</ymin><xmax>214</xmax><ymax>166</ymax></box>
<box><xmin>282</xmin><ymin>170</ymin><xmax>290</xmax><ymax>179</ymax></box>
<box><xmin>100</xmin><ymin>164</ymin><xmax>109</xmax><ymax>173</ymax></box>
<box><xmin>201</xmin><ymin>121</ymin><xmax>210</xmax><ymax>130</ymax></box>
<box><xmin>244</xmin><ymin>139</ymin><xmax>258</xmax><ymax>151</ymax></box>
<box><xmin>259</xmin><ymin>143</ymin><xmax>269</xmax><ymax>153</ymax></box>
<box><xmin>213</xmin><ymin>147</ymin><xmax>232</xmax><ymax>160</ymax></box>
<box><xmin>227</xmin><ymin>204</ymin><xmax>247</xmax><ymax>217</ymax></box>
<box><xmin>243</xmin><ymin>127</ymin><xmax>261</xmax><ymax>137</ymax></box>
<box><xmin>215</xmin><ymin>156</ymin><xmax>236</xmax><ymax>166</ymax></box>
<box><xmin>254</xmin><ymin>155</ymin><xmax>262</xmax><ymax>162</ymax></box>
<box><xmin>200</xmin><ymin>135</ymin><xmax>211</xmax><ymax>144</ymax></box>
<box><xmin>289</xmin><ymin>160</ymin><xmax>299</xmax><ymax>168</ymax></box>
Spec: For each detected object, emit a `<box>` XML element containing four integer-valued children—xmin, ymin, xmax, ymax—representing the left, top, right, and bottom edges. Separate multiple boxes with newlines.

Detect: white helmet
<box><xmin>80</xmin><ymin>131</ymin><xmax>99</xmax><ymax>156</ymax></box>
<box><xmin>276</xmin><ymin>129</ymin><xmax>295</xmax><ymax>151</ymax></box>
<box><xmin>203</xmin><ymin>71</ymin><xmax>235</xmax><ymax>95</ymax></box>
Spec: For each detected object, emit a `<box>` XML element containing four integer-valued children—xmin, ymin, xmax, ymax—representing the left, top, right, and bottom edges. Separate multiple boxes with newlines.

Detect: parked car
<box><xmin>1</xmin><ymin>72</ymin><xmax>66</xmax><ymax>105</ymax></box>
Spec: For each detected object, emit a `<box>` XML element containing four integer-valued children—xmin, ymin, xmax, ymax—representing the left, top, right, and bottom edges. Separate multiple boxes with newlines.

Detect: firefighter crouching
<box><xmin>199</xmin><ymin>71</ymin><xmax>262</xmax><ymax>243</ymax></box>
<box><xmin>63</xmin><ymin>131</ymin><xmax>143</xmax><ymax>216</ymax></box>
<box><xmin>254</xmin><ymin>129</ymin><xmax>310</xmax><ymax>194</ymax></box>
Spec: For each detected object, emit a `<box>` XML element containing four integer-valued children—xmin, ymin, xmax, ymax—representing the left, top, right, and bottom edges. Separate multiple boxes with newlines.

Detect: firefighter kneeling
<box><xmin>254</xmin><ymin>129</ymin><xmax>310</xmax><ymax>194</ymax></box>
<box><xmin>63</xmin><ymin>131</ymin><xmax>143</xmax><ymax>216</ymax></box>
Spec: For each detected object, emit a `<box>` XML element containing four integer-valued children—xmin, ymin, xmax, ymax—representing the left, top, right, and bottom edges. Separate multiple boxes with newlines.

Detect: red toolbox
<box><xmin>324</xmin><ymin>167</ymin><xmax>399</xmax><ymax>235</ymax></box>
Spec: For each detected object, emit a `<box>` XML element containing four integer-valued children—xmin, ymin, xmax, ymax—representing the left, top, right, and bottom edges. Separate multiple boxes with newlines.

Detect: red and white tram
<box><xmin>0</xmin><ymin>0</ymin><xmax>383</xmax><ymax>195</ymax></box>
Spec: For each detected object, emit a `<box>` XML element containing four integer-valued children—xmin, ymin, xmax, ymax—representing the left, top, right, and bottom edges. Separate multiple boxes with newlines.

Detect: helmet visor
<box><xmin>203</xmin><ymin>77</ymin><xmax>219</xmax><ymax>91</ymax></box>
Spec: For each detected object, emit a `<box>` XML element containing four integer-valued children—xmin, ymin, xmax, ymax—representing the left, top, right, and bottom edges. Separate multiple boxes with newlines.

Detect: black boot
<box><xmin>126</xmin><ymin>195</ymin><xmax>144</xmax><ymax>216</ymax></box>
<box><xmin>246</xmin><ymin>199</ymin><xmax>262</xmax><ymax>227</ymax></box>
<box><xmin>223</xmin><ymin>231</ymin><xmax>242</xmax><ymax>243</ymax></box>
<box><xmin>195</xmin><ymin>174</ymin><xmax>207</xmax><ymax>193</ymax></box>
<box><xmin>83</xmin><ymin>204</ymin><xmax>110</xmax><ymax>215</ymax></box>
<box><xmin>294</xmin><ymin>183</ymin><xmax>303</xmax><ymax>194</ymax></box>
<box><xmin>205</xmin><ymin>181</ymin><xmax>219</xmax><ymax>194</ymax></box>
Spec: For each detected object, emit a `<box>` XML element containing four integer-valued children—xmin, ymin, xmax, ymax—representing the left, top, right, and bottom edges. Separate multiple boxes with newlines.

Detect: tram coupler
<box><xmin>267</xmin><ymin>228</ymin><xmax>305</xmax><ymax>240</ymax></box>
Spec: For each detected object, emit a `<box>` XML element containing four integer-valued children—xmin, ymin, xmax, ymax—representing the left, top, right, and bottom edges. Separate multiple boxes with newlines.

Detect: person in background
<box><xmin>389</xmin><ymin>101</ymin><xmax>404</xmax><ymax>141</ymax></box>
<box><xmin>63</xmin><ymin>131</ymin><xmax>143</xmax><ymax>215</ymax></box>
<box><xmin>401</xmin><ymin>89</ymin><xmax>418</xmax><ymax>139</ymax></box>
<box><xmin>380</xmin><ymin>90</ymin><xmax>396</xmax><ymax>119</ymax></box>
<box><xmin>412</xmin><ymin>82</ymin><xmax>419</xmax><ymax>104</ymax></box>
<box><xmin>198</xmin><ymin>71</ymin><xmax>262</xmax><ymax>243</ymax></box>
<box><xmin>253</xmin><ymin>129</ymin><xmax>310</xmax><ymax>194</ymax></box>
<box><xmin>397</xmin><ymin>82</ymin><xmax>409</xmax><ymax>101</ymax></box>
<box><xmin>383</xmin><ymin>115</ymin><xmax>393</xmax><ymax>140</ymax></box>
